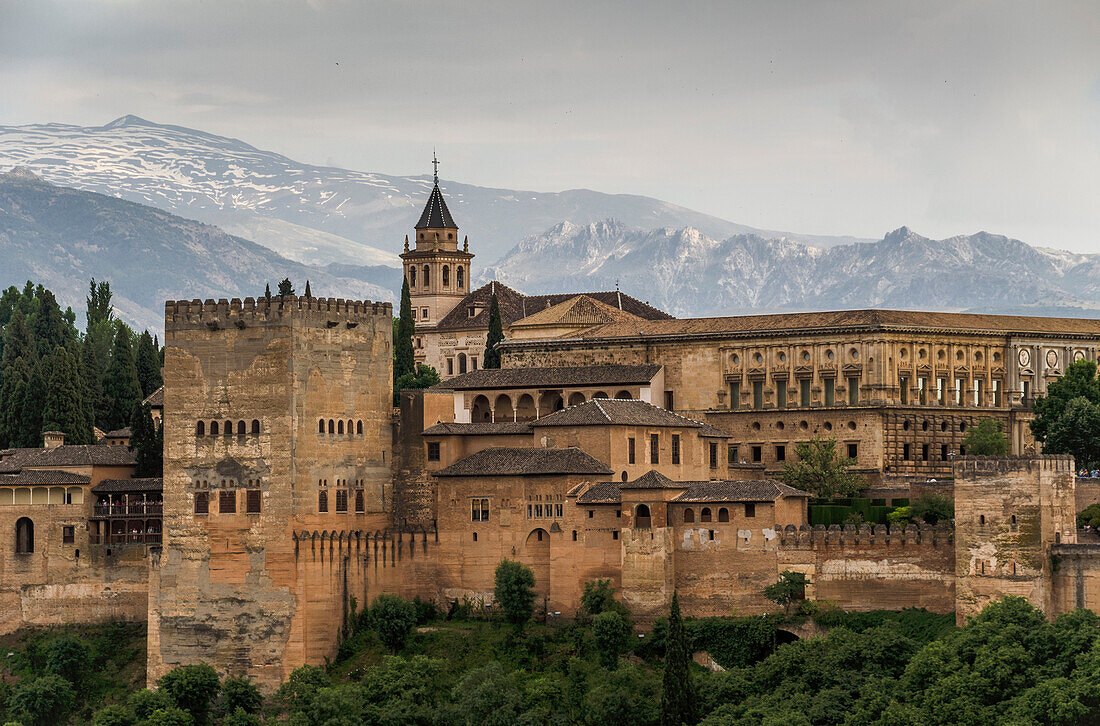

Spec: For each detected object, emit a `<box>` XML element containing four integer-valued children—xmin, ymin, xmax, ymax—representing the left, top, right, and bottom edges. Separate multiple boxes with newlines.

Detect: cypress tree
<box><xmin>135</xmin><ymin>330</ymin><xmax>162</xmax><ymax>398</ymax></box>
<box><xmin>264</xmin><ymin>283</ymin><xmax>272</xmax><ymax>303</ymax></box>
<box><xmin>41</xmin><ymin>346</ymin><xmax>93</xmax><ymax>445</ymax></box>
<box><xmin>0</xmin><ymin>357</ymin><xmax>30</xmax><ymax>448</ymax></box>
<box><xmin>395</xmin><ymin>278</ymin><xmax>415</xmax><ymax>382</ymax></box>
<box><xmin>86</xmin><ymin>278</ymin><xmax>114</xmax><ymax>329</ymax></box>
<box><xmin>129</xmin><ymin>402</ymin><xmax>162</xmax><ymax>477</ymax></box>
<box><xmin>31</xmin><ymin>289</ymin><xmax>73</xmax><ymax>358</ymax></box>
<box><xmin>304</xmin><ymin>280</ymin><xmax>312</xmax><ymax>298</ymax></box>
<box><xmin>483</xmin><ymin>293</ymin><xmax>504</xmax><ymax>369</ymax></box>
<box><xmin>20</xmin><ymin>363</ymin><xmax>46</xmax><ymax>447</ymax></box>
<box><xmin>660</xmin><ymin>592</ymin><xmax>697</xmax><ymax>726</ymax></box>
<box><xmin>103</xmin><ymin>324</ymin><xmax>142</xmax><ymax>432</ymax></box>
<box><xmin>2</xmin><ymin>309</ymin><xmax>34</xmax><ymax>370</ymax></box>
<box><xmin>80</xmin><ymin>336</ymin><xmax>107</xmax><ymax>430</ymax></box>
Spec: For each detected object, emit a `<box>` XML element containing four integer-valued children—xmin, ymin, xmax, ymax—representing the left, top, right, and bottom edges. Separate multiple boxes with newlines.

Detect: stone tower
<box><xmin>400</xmin><ymin>161</ymin><xmax>473</xmax><ymax>328</ymax></box>
<box><xmin>149</xmin><ymin>295</ymin><xmax>393</xmax><ymax>691</ymax></box>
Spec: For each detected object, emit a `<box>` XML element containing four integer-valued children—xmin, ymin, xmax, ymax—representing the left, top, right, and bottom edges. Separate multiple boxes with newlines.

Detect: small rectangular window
<box><xmin>956</xmin><ymin>378</ymin><xmax>965</xmax><ymax>406</ymax></box>
<box><xmin>709</xmin><ymin>442</ymin><xmax>718</xmax><ymax>469</ymax></box>
<box><xmin>753</xmin><ymin>381</ymin><xmax>764</xmax><ymax>410</ymax></box>
<box><xmin>664</xmin><ymin>390</ymin><xmax>674</xmax><ymax>410</ymax></box>
<box><xmin>447</xmin><ymin>358</ymin><xmax>454</xmax><ymax>375</ymax></box>
<box><xmin>535</xmin><ymin>504</ymin><xmax>543</xmax><ymax>518</ymax></box>
<box><xmin>318</xmin><ymin>490</ymin><xmax>328</xmax><ymax>513</ymax></box>
<box><xmin>848</xmin><ymin>443</ymin><xmax>858</xmax><ymax>460</ymax></box>
<box><xmin>588</xmin><ymin>510</ymin><xmax>594</xmax><ymax>518</ymax></box>
<box><xmin>848</xmin><ymin>377</ymin><xmax>859</xmax><ymax>406</ymax></box>
<box><xmin>427</xmin><ymin>442</ymin><xmax>440</xmax><ymax>462</ymax></box>
<box><xmin>993</xmin><ymin>380</ymin><xmax>1002</xmax><ymax>407</ymax></box>
<box><xmin>974</xmin><ymin>379</ymin><xmax>983</xmax><ymax>407</ymax></box>
<box><xmin>922</xmin><ymin>444</ymin><xmax>929</xmax><ymax>461</ymax></box>
<box><xmin>195</xmin><ymin>491</ymin><xmax>209</xmax><ymax>515</ymax></box>
<box><xmin>727</xmin><ymin>444</ymin><xmax>738</xmax><ymax>465</ymax></box>
<box><xmin>421</xmin><ymin>307</ymin><xmax>428</xmax><ymax>319</ymax></box>
<box><xmin>612</xmin><ymin>531</ymin><xmax>619</xmax><ymax>540</ymax></box>
<box><xmin>937</xmin><ymin>378</ymin><xmax>946</xmax><ymax>405</ymax></box>
<box><xmin>528</xmin><ymin>504</ymin><xmax>533</xmax><ymax>518</ymax></box>
<box><xmin>62</xmin><ymin>525</ymin><xmax>74</xmax><ymax>544</ymax></box>
<box><xmin>355</xmin><ymin>490</ymin><xmax>365</xmax><ymax>513</ymax></box>
<box><xmin>650</xmin><ymin>433</ymin><xmax>660</xmax><ymax>464</ymax></box>
<box><xmin>246</xmin><ymin>489</ymin><xmax>261</xmax><ymax>514</ymax></box>
<box><xmin>903</xmin><ymin>443</ymin><xmax>911</xmax><ymax>461</ymax></box>
<box><xmin>824</xmin><ymin>378</ymin><xmax>835</xmax><ymax>406</ymax></box>
<box><xmin>472</xmin><ymin>499</ymin><xmax>490</xmax><ymax>522</ymax></box>
<box><xmin>671</xmin><ymin>434</ymin><xmax>680</xmax><ymax>465</ymax></box>
<box><xmin>555</xmin><ymin>503</ymin><xmax>562</xmax><ymax>518</ymax></box>
<box><xmin>471</xmin><ymin>357</ymin><xmax>477</xmax><ymax>370</ymax></box>
<box><xmin>776</xmin><ymin>381</ymin><xmax>787</xmax><ymax>409</ymax></box>
<box><xmin>744</xmin><ymin>503</ymin><xmax>756</xmax><ymax>518</ymax></box>
<box><xmin>628</xmin><ymin>437</ymin><xmax>636</xmax><ymax>465</ymax></box>
<box><xmin>219</xmin><ymin>490</ymin><xmax>236</xmax><ymax>514</ymax></box>
<box><xmin>729</xmin><ymin>381</ymin><xmax>740</xmax><ymax>410</ymax></box>
<box><xmin>752</xmin><ymin>445</ymin><xmax>762</xmax><ymax>463</ymax></box>
<box><xmin>941</xmin><ymin>444</ymin><xmax>948</xmax><ymax>460</ymax></box>
<box><xmin>899</xmin><ymin>377</ymin><xmax>909</xmax><ymax>405</ymax></box>
<box><xmin>775</xmin><ymin>444</ymin><xmax>786</xmax><ymax>461</ymax></box>
<box><xmin>800</xmin><ymin>379</ymin><xmax>811</xmax><ymax>407</ymax></box>
<box><xmin>918</xmin><ymin>378</ymin><xmax>927</xmax><ymax>405</ymax></box>
<box><xmin>336</xmin><ymin>490</ymin><xmax>348</xmax><ymax>512</ymax></box>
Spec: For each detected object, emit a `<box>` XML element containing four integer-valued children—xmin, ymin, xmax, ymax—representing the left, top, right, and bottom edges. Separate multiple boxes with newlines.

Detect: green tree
<box><xmin>395</xmin><ymin>278</ymin><xmax>415</xmax><ymax>383</ymax></box>
<box><xmin>593</xmin><ymin>611</ymin><xmax>632</xmax><ymax>669</ymax></box>
<box><xmin>91</xmin><ymin>704</ymin><xmax>136</xmax><ymax>726</ymax></box>
<box><xmin>219</xmin><ymin>676</ymin><xmax>262</xmax><ymax>716</ymax></box>
<box><xmin>264</xmin><ymin>283</ymin><xmax>271</xmax><ymax>303</ymax></box>
<box><xmin>275</xmin><ymin>665</ymin><xmax>329</xmax><ymax>713</ymax></box>
<box><xmin>9</xmin><ymin>674</ymin><xmax>76</xmax><ymax>726</ymax></box>
<box><xmin>448</xmin><ymin>661</ymin><xmax>524</xmax><ymax>726</ymax></box>
<box><xmin>763</xmin><ymin>570</ymin><xmax>807</xmax><ymax>615</ymax></box>
<box><xmin>660</xmin><ymin>592</ymin><xmax>697</xmax><ymax>726</ymax></box>
<box><xmin>157</xmin><ymin>663</ymin><xmax>220</xmax><ymax>726</ymax></box>
<box><xmin>483</xmin><ymin>293</ymin><xmax>504</xmax><ymax>369</ymax></box>
<box><xmin>128</xmin><ymin>689</ymin><xmax>173</xmax><ymax>720</ymax></box>
<box><xmin>43</xmin><ymin>634</ymin><xmax>92</xmax><ymax>684</ymax></box>
<box><xmin>103</xmin><ymin>324</ymin><xmax>143</xmax><ymax>432</ymax></box>
<box><xmin>142</xmin><ymin>707</ymin><xmax>195</xmax><ymax>726</ymax></box>
<box><xmin>1077</xmin><ymin>503</ymin><xmax>1100</xmax><ymax>529</ymax></box>
<box><xmin>1</xmin><ymin>309</ymin><xmax>33</xmax><ymax>369</ymax></box>
<box><xmin>0</xmin><ymin>356</ymin><xmax>30</xmax><ymax>448</ymax></box>
<box><xmin>962</xmin><ymin>417</ymin><xmax>1009</xmax><ymax>456</ymax></box>
<box><xmin>494</xmin><ymin>559</ymin><xmax>536</xmax><ymax>626</ymax></box>
<box><xmin>304</xmin><ymin>280</ymin><xmax>312</xmax><ymax>298</ymax></box>
<box><xmin>366</xmin><ymin>594</ymin><xmax>417</xmax><ymax>653</ymax></box>
<box><xmin>910</xmin><ymin>492</ymin><xmax>954</xmax><ymax>525</ymax></box>
<box><xmin>80</xmin><ymin>335</ymin><xmax>108</xmax><ymax>431</ymax></box>
<box><xmin>31</xmin><ymin>289</ymin><xmax>73</xmax><ymax>359</ymax></box>
<box><xmin>20</xmin><ymin>363</ymin><xmax>46</xmax><ymax>447</ymax></box>
<box><xmin>780</xmin><ymin>437</ymin><xmax>863</xmax><ymax>498</ymax></box>
<box><xmin>135</xmin><ymin>330</ymin><xmax>162</xmax><ymax>398</ymax></box>
<box><xmin>1045</xmin><ymin>397</ymin><xmax>1100</xmax><ymax>470</ymax></box>
<box><xmin>1032</xmin><ymin>359</ymin><xmax>1100</xmax><ymax>443</ymax></box>
<box><xmin>130</xmin><ymin>402</ymin><xmax>162</xmax><ymax>477</ymax></box>
<box><xmin>41</xmin><ymin>346</ymin><xmax>93</xmax><ymax>444</ymax></box>
<box><xmin>277</xmin><ymin>278</ymin><xmax>295</xmax><ymax>297</ymax></box>
<box><xmin>87</xmin><ymin>278</ymin><xmax>115</xmax><ymax>330</ymax></box>
<box><xmin>395</xmin><ymin>363</ymin><xmax>441</xmax><ymax>396</ymax></box>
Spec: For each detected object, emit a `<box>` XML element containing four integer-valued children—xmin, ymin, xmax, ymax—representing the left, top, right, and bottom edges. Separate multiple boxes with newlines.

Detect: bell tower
<box><xmin>400</xmin><ymin>153</ymin><xmax>474</xmax><ymax>328</ymax></box>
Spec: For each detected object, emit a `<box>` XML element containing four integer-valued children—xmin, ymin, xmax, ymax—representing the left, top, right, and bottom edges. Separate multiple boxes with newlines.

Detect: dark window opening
<box><xmin>709</xmin><ymin>442</ymin><xmax>718</xmax><ymax>469</ymax></box>
<box><xmin>219</xmin><ymin>490</ymin><xmax>236</xmax><ymax>514</ymax></box>
<box><xmin>196</xmin><ymin>421</ymin><xmax>205</xmax><ymax>436</ymax></box>
<box><xmin>752</xmin><ymin>445</ymin><xmax>762</xmax><ymax>463</ymax></box>
<box><xmin>251</xmin><ymin>419</ymin><xmax>260</xmax><ymax>435</ymax></box>
<box><xmin>847</xmin><ymin>442</ymin><xmax>858</xmax><ymax>459</ymax></box>
<box><xmin>727</xmin><ymin>444</ymin><xmax>739</xmax><ymax>465</ymax></box>
<box><xmin>62</xmin><ymin>525</ymin><xmax>75</xmax><ymax>544</ymax></box>
<box><xmin>427</xmin><ymin>442</ymin><xmax>441</xmax><ymax>462</ymax></box>
<box><xmin>650</xmin><ymin>433</ymin><xmax>660</xmax><ymax>465</ymax></box>
<box><xmin>684</xmin><ymin>508</ymin><xmax>695</xmax><ymax>523</ymax></box>
<box><xmin>194</xmin><ymin>492</ymin><xmax>209</xmax><ymax>515</ymax></box>
<box><xmin>318</xmin><ymin>490</ymin><xmax>328</xmax><ymax>513</ymax></box>
<box><xmin>246</xmin><ymin>489</ymin><xmax>261</xmax><ymax>514</ymax></box>
<box><xmin>775</xmin><ymin>445</ymin><xmax>786</xmax><ymax>462</ymax></box>
<box><xmin>628</xmin><ymin>438</ymin><xmax>636</xmax><ymax>465</ymax></box>
<box><xmin>718</xmin><ymin>508</ymin><xmax>729</xmax><ymax>522</ymax></box>
<box><xmin>16</xmin><ymin>517</ymin><xmax>34</xmax><ymax>553</ymax></box>
<box><xmin>335</xmin><ymin>490</ymin><xmax>348</xmax><ymax>512</ymax></box>
<box><xmin>744</xmin><ymin>502</ymin><xmax>756</xmax><ymax>518</ymax></box>
<box><xmin>355</xmin><ymin>490</ymin><xmax>364</xmax><ymax>513</ymax></box>
<box><xmin>671</xmin><ymin>434</ymin><xmax>680</xmax><ymax>465</ymax></box>
<box><xmin>701</xmin><ymin>507</ymin><xmax>712</xmax><ymax>523</ymax></box>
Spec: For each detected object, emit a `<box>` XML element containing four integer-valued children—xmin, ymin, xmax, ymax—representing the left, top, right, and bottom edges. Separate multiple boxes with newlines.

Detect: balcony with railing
<box><xmin>93</xmin><ymin>502</ymin><xmax>163</xmax><ymax>517</ymax></box>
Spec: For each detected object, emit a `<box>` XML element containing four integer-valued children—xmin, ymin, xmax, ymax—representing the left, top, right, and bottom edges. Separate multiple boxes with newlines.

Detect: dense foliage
<box><xmin>961</xmin><ymin>417</ymin><xmax>1009</xmax><ymax>456</ymax></box>
<box><xmin>1032</xmin><ymin>359</ymin><xmax>1100</xmax><ymax>469</ymax></box>
<box><xmin>781</xmin><ymin>437</ymin><xmax>863</xmax><ymax>498</ymax></box>
<box><xmin>482</xmin><ymin>292</ymin><xmax>504</xmax><ymax>369</ymax></box>
<box><xmin>494</xmin><ymin>559</ymin><xmax>537</xmax><ymax>626</ymax></box>
<box><xmin>0</xmin><ymin>279</ymin><xmax>162</xmax><ymax>449</ymax></box>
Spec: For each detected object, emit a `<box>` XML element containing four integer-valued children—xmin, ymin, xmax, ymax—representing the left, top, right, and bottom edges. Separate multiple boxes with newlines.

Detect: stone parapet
<box><xmin>776</xmin><ymin>522</ymin><xmax>953</xmax><ymax>549</ymax></box>
<box><xmin>165</xmin><ymin>296</ymin><xmax>392</xmax><ymax>331</ymax></box>
<box><xmin>954</xmin><ymin>455</ymin><xmax>1075</xmax><ymax>476</ymax></box>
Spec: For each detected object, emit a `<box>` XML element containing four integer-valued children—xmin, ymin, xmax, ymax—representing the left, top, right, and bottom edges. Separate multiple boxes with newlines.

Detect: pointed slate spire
<box><xmin>415</xmin><ymin>152</ymin><xmax>457</xmax><ymax>229</ymax></box>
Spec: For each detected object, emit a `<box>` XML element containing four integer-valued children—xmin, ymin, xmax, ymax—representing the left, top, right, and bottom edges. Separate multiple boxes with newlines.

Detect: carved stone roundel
<box><xmin>1074</xmin><ymin>350</ymin><xmax>1085</xmax><ymax>363</ymax></box>
<box><xmin>1018</xmin><ymin>349</ymin><xmax>1030</xmax><ymax>367</ymax></box>
<box><xmin>1046</xmin><ymin>349</ymin><xmax>1058</xmax><ymax>368</ymax></box>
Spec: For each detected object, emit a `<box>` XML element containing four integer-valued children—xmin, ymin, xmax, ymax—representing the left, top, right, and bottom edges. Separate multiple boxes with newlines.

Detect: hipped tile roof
<box><xmin>437</xmin><ymin>364</ymin><xmax>662</xmax><ymax>391</ymax></box>
<box><xmin>422</xmin><ymin>422</ymin><xmax>532</xmax><ymax>436</ymax></box>
<box><xmin>434</xmin><ymin>447</ymin><xmax>612</xmax><ymax>477</ymax></box>
<box><xmin>92</xmin><ymin>478</ymin><xmax>164</xmax><ymax>493</ymax></box>
<box><xmin>0</xmin><ymin>469</ymin><xmax>91</xmax><ymax>486</ymax></box>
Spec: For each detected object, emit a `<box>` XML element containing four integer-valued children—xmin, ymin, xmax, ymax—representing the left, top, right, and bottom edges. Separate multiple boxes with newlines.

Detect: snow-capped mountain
<box><xmin>483</xmin><ymin>222</ymin><xmax>1100</xmax><ymax>318</ymax></box>
<box><xmin>0</xmin><ymin>168</ymin><xmax>390</xmax><ymax>333</ymax></box>
<box><xmin>0</xmin><ymin>115</ymin><xmax>869</xmax><ymax>267</ymax></box>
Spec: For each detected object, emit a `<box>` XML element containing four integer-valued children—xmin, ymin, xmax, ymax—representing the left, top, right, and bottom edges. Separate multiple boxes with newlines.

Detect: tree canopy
<box><xmin>780</xmin><ymin>437</ymin><xmax>863</xmax><ymax>498</ymax></box>
<box><xmin>961</xmin><ymin>417</ymin><xmax>1009</xmax><ymax>456</ymax></box>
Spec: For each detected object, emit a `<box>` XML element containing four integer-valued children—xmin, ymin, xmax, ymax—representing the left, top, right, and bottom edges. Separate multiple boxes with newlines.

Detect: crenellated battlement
<box><xmin>165</xmin><ymin>296</ymin><xmax>393</xmax><ymax>331</ymax></box>
<box><xmin>776</xmin><ymin>522</ymin><xmax>953</xmax><ymax>549</ymax></box>
<box><xmin>953</xmin><ymin>455</ymin><xmax>1075</xmax><ymax>476</ymax></box>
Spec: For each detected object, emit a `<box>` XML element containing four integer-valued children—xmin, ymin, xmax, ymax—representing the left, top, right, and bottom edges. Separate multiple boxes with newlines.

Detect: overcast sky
<box><xmin>1</xmin><ymin>0</ymin><xmax>1098</xmax><ymax>252</ymax></box>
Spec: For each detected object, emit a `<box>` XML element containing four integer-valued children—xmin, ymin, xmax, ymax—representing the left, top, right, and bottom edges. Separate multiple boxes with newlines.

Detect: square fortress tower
<box><xmin>149</xmin><ymin>296</ymin><xmax>392</xmax><ymax>690</ymax></box>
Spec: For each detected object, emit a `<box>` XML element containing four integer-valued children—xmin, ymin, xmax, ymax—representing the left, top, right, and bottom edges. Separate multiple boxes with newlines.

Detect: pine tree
<box><xmin>129</xmin><ymin>402</ymin><xmax>162</xmax><ymax>477</ymax></box>
<box><xmin>102</xmin><ymin>324</ymin><xmax>142</xmax><ymax>432</ymax></box>
<box><xmin>86</xmin><ymin>278</ymin><xmax>114</xmax><ymax>329</ymax></box>
<box><xmin>278</xmin><ymin>278</ymin><xmax>295</xmax><ymax>297</ymax></box>
<box><xmin>395</xmin><ymin>278</ymin><xmax>415</xmax><ymax>382</ymax></box>
<box><xmin>20</xmin><ymin>363</ymin><xmax>47</xmax><ymax>447</ymax></box>
<box><xmin>660</xmin><ymin>592</ymin><xmax>697</xmax><ymax>726</ymax></box>
<box><xmin>2</xmin><ymin>309</ymin><xmax>34</xmax><ymax>370</ymax></box>
<box><xmin>304</xmin><ymin>280</ymin><xmax>312</xmax><ymax>298</ymax></box>
<box><xmin>135</xmin><ymin>331</ymin><xmax>162</xmax><ymax>398</ymax></box>
<box><xmin>483</xmin><ymin>293</ymin><xmax>504</xmax><ymax>369</ymax></box>
<box><xmin>80</xmin><ymin>336</ymin><xmax>107</xmax><ymax>431</ymax></box>
<box><xmin>31</xmin><ymin>289</ymin><xmax>73</xmax><ymax>358</ymax></box>
<box><xmin>41</xmin><ymin>346</ymin><xmax>92</xmax><ymax>445</ymax></box>
<box><xmin>0</xmin><ymin>357</ymin><xmax>30</xmax><ymax>448</ymax></box>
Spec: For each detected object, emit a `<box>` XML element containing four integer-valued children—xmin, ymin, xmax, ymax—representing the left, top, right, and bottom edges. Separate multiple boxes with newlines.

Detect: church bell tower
<box><xmin>400</xmin><ymin>153</ymin><xmax>473</xmax><ymax>328</ymax></box>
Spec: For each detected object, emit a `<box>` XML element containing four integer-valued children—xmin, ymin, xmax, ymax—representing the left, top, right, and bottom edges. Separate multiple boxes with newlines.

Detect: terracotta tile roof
<box><xmin>436</xmin><ymin>364</ymin><xmax>662</xmax><ymax>391</ymax></box>
<box><xmin>576</xmin><ymin>482</ymin><xmax>623</xmax><ymax>504</ymax></box>
<box><xmin>143</xmin><ymin>386</ymin><xmax>164</xmax><ymax>408</ymax></box>
<box><xmin>514</xmin><ymin>308</ymin><xmax>1100</xmax><ymax>343</ymax></box>
<box><xmin>0</xmin><ymin>448</ymin><xmax>42</xmax><ymax>473</ymax></box>
<box><xmin>0</xmin><ymin>469</ymin><xmax>91</xmax><ymax>486</ymax></box>
<box><xmin>431</xmin><ymin>282</ymin><xmax>671</xmax><ymax>333</ymax></box>
<box><xmin>672</xmin><ymin>480</ymin><xmax>810</xmax><ymax>503</ymax></box>
<box><xmin>421</xmin><ymin>422</ymin><xmax>532</xmax><ymax>436</ymax></box>
<box><xmin>531</xmin><ymin>398</ymin><xmax>719</xmax><ymax>431</ymax></box>
<box><xmin>434</xmin><ymin>447</ymin><xmax>613</xmax><ymax>477</ymax></box>
<box><xmin>621</xmin><ymin>470</ymin><xmax>682</xmax><ymax>489</ymax></box>
<box><xmin>511</xmin><ymin>295</ymin><xmax>645</xmax><ymax>329</ymax></box>
<box><xmin>21</xmin><ymin>445</ymin><xmax>136</xmax><ymax>468</ymax></box>
<box><xmin>92</xmin><ymin>477</ymin><xmax>163</xmax><ymax>493</ymax></box>
<box><xmin>103</xmin><ymin>428</ymin><xmax>131</xmax><ymax>438</ymax></box>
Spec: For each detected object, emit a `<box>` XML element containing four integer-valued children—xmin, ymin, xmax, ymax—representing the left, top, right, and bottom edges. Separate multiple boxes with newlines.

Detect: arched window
<box><xmin>318</xmin><ymin>419</ymin><xmax>325</xmax><ymax>434</ymax></box>
<box><xmin>615</xmin><ymin>390</ymin><xmax>632</xmax><ymax>399</ymax></box>
<box><xmin>457</xmin><ymin>266</ymin><xmax>464</xmax><ymax>288</ymax></box>
<box><xmin>409</xmin><ymin>267</ymin><xmax>417</xmax><ymax>286</ymax></box>
<box><xmin>356</xmin><ymin>420</ymin><xmax>363</xmax><ymax>435</ymax></box>
<box><xmin>338</xmin><ymin>420</ymin><xmax>344</xmax><ymax>435</ymax></box>
<box><xmin>196</xmin><ymin>421</ymin><xmax>205</xmax><ymax>436</ymax></box>
<box><xmin>15</xmin><ymin>517</ymin><xmax>33</xmax><ymax>554</ymax></box>
<box><xmin>442</xmin><ymin>265</ymin><xmax>450</xmax><ymax>287</ymax></box>
<box><xmin>423</xmin><ymin>265</ymin><xmax>430</xmax><ymax>285</ymax></box>
<box><xmin>635</xmin><ymin>504</ymin><xmax>652</xmax><ymax>529</ymax></box>
<box><xmin>355</xmin><ymin>490</ymin><xmax>364</xmax><ymax>513</ymax></box>
<box><xmin>979</xmin><ymin>515</ymin><xmax>985</xmax><ymax>526</ymax></box>
<box><xmin>347</xmin><ymin>419</ymin><xmax>354</xmax><ymax>436</ymax></box>
<box><xmin>251</xmin><ymin>419</ymin><xmax>260</xmax><ymax>435</ymax></box>
<box><xmin>318</xmin><ymin>490</ymin><xmax>328</xmax><ymax>513</ymax></box>
<box><xmin>458</xmin><ymin>353</ymin><xmax>468</xmax><ymax>374</ymax></box>
<box><xmin>210</xmin><ymin>421</ymin><xmax>219</xmax><ymax>436</ymax></box>
<box><xmin>572</xmin><ymin>530</ymin><xmax>578</xmax><ymax>541</ymax></box>
<box><xmin>718</xmin><ymin>507</ymin><xmax>729</xmax><ymax>522</ymax></box>
<box><xmin>224</xmin><ymin>421</ymin><xmax>232</xmax><ymax>437</ymax></box>
<box><xmin>328</xmin><ymin>419</ymin><xmax>335</xmax><ymax>434</ymax></box>
<box><xmin>237</xmin><ymin>420</ymin><xmax>246</xmax><ymax>435</ymax></box>
<box><xmin>683</xmin><ymin>508</ymin><xmax>695</xmax><ymax>523</ymax></box>
<box><xmin>701</xmin><ymin>507</ymin><xmax>712</xmax><ymax>523</ymax></box>
<box><xmin>193</xmin><ymin>492</ymin><xmax>209</xmax><ymax>515</ymax></box>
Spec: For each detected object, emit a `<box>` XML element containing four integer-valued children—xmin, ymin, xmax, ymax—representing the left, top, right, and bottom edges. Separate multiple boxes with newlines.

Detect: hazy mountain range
<box><xmin>1</xmin><ymin>114</ymin><xmax>1098</xmax><ymax>328</ymax></box>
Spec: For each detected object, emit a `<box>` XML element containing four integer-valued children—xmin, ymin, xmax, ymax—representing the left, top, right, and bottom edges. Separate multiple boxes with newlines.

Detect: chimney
<box><xmin>43</xmin><ymin>431</ymin><xmax>65</xmax><ymax>449</ymax></box>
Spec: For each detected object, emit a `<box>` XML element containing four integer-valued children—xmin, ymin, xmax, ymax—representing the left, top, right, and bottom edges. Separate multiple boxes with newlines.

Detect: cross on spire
<box><xmin>432</xmin><ymin>149</ymin><xmax>439</xmax><ymax>186</ymax></box>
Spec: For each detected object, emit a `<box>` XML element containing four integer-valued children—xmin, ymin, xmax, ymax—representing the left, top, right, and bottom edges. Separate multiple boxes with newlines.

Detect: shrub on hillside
<box><xmin>366</xmin><ymin>594</ymin><xmax>418</xmax><ymax>653</ymax></box>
